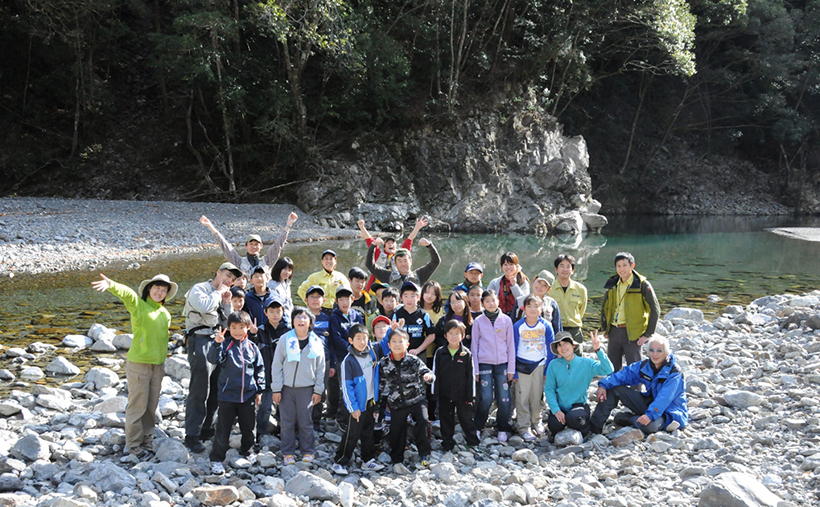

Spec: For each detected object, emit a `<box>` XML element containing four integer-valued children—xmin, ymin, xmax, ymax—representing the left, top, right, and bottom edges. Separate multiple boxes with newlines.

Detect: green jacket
<box><xmin>109</xmin><ymin>281</ymin><xmax>171</xmax><ymax>365</ymax></box>
<box><xmin>600</xmin><ymin>270</ymin><xmax>660</xmax><ymax>341</ymax></box>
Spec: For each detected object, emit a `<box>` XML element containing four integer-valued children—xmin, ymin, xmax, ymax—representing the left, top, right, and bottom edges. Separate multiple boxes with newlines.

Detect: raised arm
<box><xmin>403</xmin><ymin>216</ymin><xmax>428</xmax><ymax>247</ymax></box>
<box><xmin>200</xmin><ymin>215</ymin><xmax>242</xmax><ymax>266</ymax></box>
<box><xmin>414</xmin><ymin>239</ymin><xmax>441</xmax><ymax>284</ymax></box>
<box><xmin>364</xmin><ymin>241</ymin><xmax>392</xmax><ymax>282</ymax></box>
<box><xmin>263</xmin><ymin>212</ymin><xmax>298</xmax><ymax>265</ymax></box>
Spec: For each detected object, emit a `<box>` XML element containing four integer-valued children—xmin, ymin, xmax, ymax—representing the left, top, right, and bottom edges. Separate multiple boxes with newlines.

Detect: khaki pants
<box><xmin>125</xmin><ymin>361</ymin><xmax>165</xmax><ymax>451</ymax></box>
<box><xmin>515</xmin><ymin>362</ymin><xmax>546</xmax><ymax>432</ymax></box>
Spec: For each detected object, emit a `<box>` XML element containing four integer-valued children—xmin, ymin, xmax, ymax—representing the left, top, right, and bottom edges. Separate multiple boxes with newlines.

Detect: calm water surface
<box><xmin>2</xmin><ymin>215</ymin><xmax>820</xmax><ymax>385</ymax></box>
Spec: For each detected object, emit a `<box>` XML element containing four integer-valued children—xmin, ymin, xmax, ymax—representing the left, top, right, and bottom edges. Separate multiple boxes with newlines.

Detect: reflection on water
<box><xmin>1</xmin><ymin>215</ymin><xmax>819</xmax><ymax>388</ymax></box>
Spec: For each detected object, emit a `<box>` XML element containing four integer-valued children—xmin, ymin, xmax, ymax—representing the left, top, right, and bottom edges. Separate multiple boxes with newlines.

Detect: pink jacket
<box><xmin>471</xmin><ymin>312</ymin><xmax>516</xmax><ymax>374</ymax></box>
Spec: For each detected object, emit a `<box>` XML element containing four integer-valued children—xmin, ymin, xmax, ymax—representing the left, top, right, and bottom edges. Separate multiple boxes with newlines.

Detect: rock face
<box><xmin>297</xmin><ymin>109</ymin><xmax>602</xmax><ymax>234</ymax></box>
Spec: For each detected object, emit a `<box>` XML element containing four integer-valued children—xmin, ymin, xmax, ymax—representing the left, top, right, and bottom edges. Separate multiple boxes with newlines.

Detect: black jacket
<box><xmin>252</xmin><ymin>318</ymin><xmax>290</xmax><ymax>391</ymax></box>
<box><xmin>431</xmin><ymin>343</ymin><xmax>475</xmax><ymax>403</ymax></box>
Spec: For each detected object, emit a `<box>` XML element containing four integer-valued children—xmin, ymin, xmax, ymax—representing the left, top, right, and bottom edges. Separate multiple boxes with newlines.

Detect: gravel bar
<box><xmin>0</xmin><ymin>197</ymin><xmax>359</xmax><ymax>276</ymax></box>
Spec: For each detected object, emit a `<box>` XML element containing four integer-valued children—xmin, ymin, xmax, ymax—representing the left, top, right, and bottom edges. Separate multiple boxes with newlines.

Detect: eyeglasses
<box><xmin>293</xmin><ymin>314</ymin><xmax>311</xmax><ymax>321</ymax></box>
<box><xmin>648</xmin><ymin>348</ymin><xmax>664</xmax><ymax>354</ymax></box>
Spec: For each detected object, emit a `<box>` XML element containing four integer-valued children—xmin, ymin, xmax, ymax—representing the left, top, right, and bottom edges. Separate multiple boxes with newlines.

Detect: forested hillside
<box><xmin>1</xmin><ymin>0</ymin><xmax>818</xmax><ymax>215</ymax></box>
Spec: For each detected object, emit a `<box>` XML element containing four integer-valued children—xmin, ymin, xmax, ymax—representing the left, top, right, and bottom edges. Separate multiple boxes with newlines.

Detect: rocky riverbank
<box><xmin>0</xmin><ymin>197</ymin><xmax>360</xmax><ymax>276</ymax></box>
<box><xmin>0</xmin><ymin>293</ymin><xmax>818</xmax><ymax>506</ymax></box>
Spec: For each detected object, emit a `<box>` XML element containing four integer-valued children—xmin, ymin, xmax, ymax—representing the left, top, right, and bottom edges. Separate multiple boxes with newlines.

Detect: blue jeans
<box><xmin>474</xmin><ymin>363</ymin><xmax>513</xmax><ymax>432</ymax></box>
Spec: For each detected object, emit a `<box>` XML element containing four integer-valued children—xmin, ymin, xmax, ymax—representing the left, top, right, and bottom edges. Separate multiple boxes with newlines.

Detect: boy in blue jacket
<box><xmin>331</xmin><ymin>324</ymin><xmax>389</xmax><ymax>475</ymax></box>
<box><xmin>207</xmin><ymin>311</ymin><xmax>265</xmax><ymax>475</ymax></box>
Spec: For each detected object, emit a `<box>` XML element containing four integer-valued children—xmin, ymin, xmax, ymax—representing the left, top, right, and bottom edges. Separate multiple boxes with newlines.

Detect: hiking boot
<box><xmin>210</xmin><ymin>461</ymin><xmax>225</xmax><ymax>475</ymax></box>
<box><xmin>184</xmin><ymin>436</ymin><xmax>206</xmax><ymax>454</ymax></box>
<box><xmin>521</xmin><ymin>429</ymin><xmax>537</xmax><ymax>442</ymax></box>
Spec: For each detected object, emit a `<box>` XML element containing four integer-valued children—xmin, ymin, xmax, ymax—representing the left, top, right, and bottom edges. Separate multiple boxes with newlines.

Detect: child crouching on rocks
<box><xmin>271</xmin><ymin>307</ymin><xmax>326</xmax><ymax>465</ymax></box>
<box><xmin>379</xmin><ymin>329</ymin><xmax>435</xmax><ymax>466</ymax></box>
<box><xmin>207</xmin><ymin>311</ymin><xmax>265</xmax><ymax>475</ymax></box>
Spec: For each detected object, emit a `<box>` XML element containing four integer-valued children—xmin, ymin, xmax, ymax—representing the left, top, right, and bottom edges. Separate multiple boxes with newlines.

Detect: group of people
<box><xmin>91</xmin><ymin>214</ymin><xmax>689</xmax><ymax>476</ymax></box>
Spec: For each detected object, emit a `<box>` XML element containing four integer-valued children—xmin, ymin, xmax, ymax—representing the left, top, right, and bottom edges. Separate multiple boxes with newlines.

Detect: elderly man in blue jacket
<box><xmin>590</xmin><ymin>335</ymin><xmax>688</xmax><ymax>434</ymax></box>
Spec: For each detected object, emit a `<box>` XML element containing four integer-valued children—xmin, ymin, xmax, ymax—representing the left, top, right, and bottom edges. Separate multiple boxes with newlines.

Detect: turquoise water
<box><xmin>2</xmin><ymin>215</ymin><xmax>820</xmax><ymax>355</ymax></box>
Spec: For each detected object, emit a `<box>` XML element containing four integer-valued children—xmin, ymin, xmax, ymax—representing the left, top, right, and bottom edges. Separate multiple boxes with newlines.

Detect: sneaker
<box><xmin>331</xmin><ymin>463</ymin><xmax>348</xmax><ymax>475</ymax></box>
<box><xmin>184</xmin><ymin>436</ymin><xmax>206</xmax><ymax>454</ymax></box>
<box><xmin>283</xmin><ymin>455</ymin><xmax>296</xmax><ymax>466</ymax></box>
<box><xmin>362</xmin><ymin>459</ymin><xmax>385</xmax><ymax>471</ymax></box>
<box><xmin>497</xmin><ymin>431</ymin><xmax>508</xmax><ymax>443</ymax></box>
<box><xmin>534</xmin><ymin>423</ymin><xmax>546</xmax><ymax>436</ymax></box>
<box><xmin>420</xmin><ymin>455</ymin><xmax>431</xmax><ymax>467</ymax></box>
<box><xmin>302</xmin><ymin>454</ymin><xmax>314</xmax><ymax>463</ymax></box>
<box><xmin>521</xmin><ymin>429</ymin><xmax>537</xmax><ymax>442</ymax></box>
<box><xmin>431</xmin><ymin>420</ymin><xmax>441</xmax><ymax>428</ymax></box>
<box><xmin>665</xmin><ymin>420</ymin><xmax>681</xmax><ymax>432</ymax></box>
<box><xmin>476</xmin><ymin>430</ymin><xmax>481</xmax><ymax>441</ymax></box>
<box><xmin>210</xmin><ymin>461</ymin><xmax>225</xmax><ymax>475</ymax></box>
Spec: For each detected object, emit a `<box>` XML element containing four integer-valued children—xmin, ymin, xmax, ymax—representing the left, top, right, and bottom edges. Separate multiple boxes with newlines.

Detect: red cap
<box><xmin>371</xmin><ymin>315</ymin><xmax>392</xmax><ymax>330</ymax></box>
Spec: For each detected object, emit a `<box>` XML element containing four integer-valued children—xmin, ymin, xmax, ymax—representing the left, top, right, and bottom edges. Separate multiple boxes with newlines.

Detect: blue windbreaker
<box><xmin>207</xmin><ymin>337</ymin><xmax>265</xmax><ymax>403</ymax></box>
<box><xmin>598</xmin><ymin>354</ymin><xmax>688</xmax><ymax>428</ymax></box>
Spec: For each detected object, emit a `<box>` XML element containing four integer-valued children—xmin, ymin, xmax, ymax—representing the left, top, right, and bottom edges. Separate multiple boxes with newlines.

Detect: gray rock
<box><xmin>45</xmin><ymin>357</ymin><xmax>80</xmax><ymax>375</ymax></box>
<box><xmin>101</xmin><ymin>428</ymin><xmax>126</xmax><ymax>446</ymax></box>
<box><xmin>4</xmin><ymin>348</ymin><xmax>26</xmax><ymax>358</ymax></box>
<box><xmin>153</xmin><ymin>438</ymin><xmax>189</xmax><ymax>463</ymax></box>
<box><xmin>157</xmin><ymin>397</ymin><xmax>178</xmax><ymax>416</ymax></box>
<box><xmin>553</xmin><ymin>428</ymin><xmax>583</xmax><ymax>447</ymax></box>
<box><xmin>35</xmin><ymin>394</ymin><xmax>71</xmax><ymax>411</ymax></box>
<box><xmin>90</xmin><ymin>337</ymin><xmax>118</xmax><ymax>352</ymax></box>
<box><xmin>723</xmin><ymin>390</ymin><xmax>764</xmax><ymax>409</ymax></box>
<box><xmin>257</xmin><ymin>452</ymin><xmax>277</xmax><ymax>468</ymax></box>
<box><xmin>95</xmin><ymin>396</ymin><xmax>128</xmax><ymax>414</ymax></box>
<box><xmin>664</xmin><ymin>307</ymin><xmax>705</xmax><ymax>322</ymax></box>
<box><xmin>431</xmin><ymin>462</ymin><xmax>458</xmax><ymax>484</ymax></box>
<box><xmin>192</xmin><ymin>486</ymin><xmax>239</xmax><ymax>506</ymax></box>
<box><xmin>163</xmin><ymin>356</ymin><xmax>190</xmax><ymax>381</ymax></box>
<box><xmin>324</xmin><ymin>431</ymin><xmax>342</xmax><ymax>443</ymax></box>
<box><xmin>89</xmin><ymin>462</ymin><xmax>138</xmax><ymax>493</ymax></box>
<box><xmin>581</xmin><ymin>212</ymin><xmax>608</xmax><ymax>230</ymax></box>
<box><xmin>0</xmin><ymin>401</ymin><xmax>22</xmax><ymax>416</ymax></box>
<box><xmin>339</xmin><ymin>482</ymin><xmax>355</xmax><ymax>507</ymax></box>
<box><xmin>18</xmin><ymin>367</ymin><xmax>43</xmax><ymax>381</ymax></box>
<box><xmin>0</xmin><ymin>474</ymin><xmax>22</xmax><ymax>492</ymax></box>
<box><xmin>11</xmin><ymin>434</ymin><xmax>50</xmax><ymax>462</ymax></box>
<box><xmin>511</xmin><ymin>448</ymin><xmax>539</xmax><ymax>465</ymax></box>
<box><xmin>88</xmin><ymin>323</ymin><xmax>114</xmax><ymax>340</ymax></box>
<box><xmin>502</xmin><ymin>484</ymin><xmax>528</xmax><ymax>504</ymax></box>
<box><xmin>0</xmin><ymin>370</ymin><xmax>14</xmax><ymax>381</ymax></box>
<box><xmin>62</xmin><ymin>335</ymin><xmax>93</xmax><ymax>349</ymax></box>
<box><xmin>85</xmin><ymin>367</ymin><xmax>119</xmax><ymax>390</ymax></box>
<box><xmin>260</xmin><ymin>494</ymin><xmax>298</xmax><ymax>507</ymax></box>
<box><xmin>284</xmin><ymin>471</ymin><xmax>339</xmax><ymax>502</ymax></box>
<box><xmin>470</xmin><ymin>484</ymin><xmax>503</xmax><ymax>502</ymax></box>
<box><xmin>113</xmin><ymin>334</ymin><xmax>133</xmax><ymax>350</ymax></box>
<box><xmin>698</xmin><ymin>472</ymin><xmax>782</xmax><ymax>507</ymax></box>
<box><xmin>26</xmin><ymin>342</ymin><xmax>57</xmax><ymax>354</ymax></box>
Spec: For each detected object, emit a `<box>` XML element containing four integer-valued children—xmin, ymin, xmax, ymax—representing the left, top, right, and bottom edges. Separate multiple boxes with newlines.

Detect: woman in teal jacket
<box><xmin>545</xmin><ymin>330</ymin><xmax>613</xmax><ymax>438</ymax></box>
<box><xmin>590</xmin><ymin>335</ymin><xmax>688</xmax><ymax>434</ymax></box>
<box><xmin>93</xmin><ymin>273</ymin><xmax>177</xmax><ymax>457</ymax></box>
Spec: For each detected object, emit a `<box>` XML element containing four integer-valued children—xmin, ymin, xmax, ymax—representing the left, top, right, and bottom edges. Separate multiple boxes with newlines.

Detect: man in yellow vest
<box><xmin>551</xmin><ymin>254</ymin><xmax>588</xmax><ymax>354</ymax></box>
<box><xmin>600</xmin><ymin>252</ymin><xmax>660</xmax><ymax>371</ymax></box>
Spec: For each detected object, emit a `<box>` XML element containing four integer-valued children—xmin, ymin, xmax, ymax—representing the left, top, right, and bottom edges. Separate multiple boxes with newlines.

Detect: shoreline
<box><xmin>0</xmin><ymin>197</ymin><xmax>360</xmax><ymax>276</ymax></box>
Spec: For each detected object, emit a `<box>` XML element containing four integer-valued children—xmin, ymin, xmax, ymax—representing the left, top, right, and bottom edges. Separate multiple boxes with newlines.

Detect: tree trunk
<box><xmin>620</xmin><ymin>73</ymin><xmax>653</xmax><ymax>175</ymax></box>
<box><xmin>211</xmin><ymin>32</ymin><xmax>236</xmax><ymax>197</ymax></box>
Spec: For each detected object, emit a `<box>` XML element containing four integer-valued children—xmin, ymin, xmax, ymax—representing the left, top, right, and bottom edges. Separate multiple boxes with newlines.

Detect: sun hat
<box><xmin>550</xmin><ymin>331</ymin><xmax>577</xmax><ymax>355</ymax></box>
<box><xmin>138</xmin><ymin>274</ymin><xmax>178</xmax><ymax>301</ymax></box>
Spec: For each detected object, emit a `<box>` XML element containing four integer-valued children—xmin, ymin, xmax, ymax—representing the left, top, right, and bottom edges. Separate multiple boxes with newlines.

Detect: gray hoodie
<box><xmin>271</xmin><ymin>329</ymin><xmax>326</xmax><ymax>395</ymax></box>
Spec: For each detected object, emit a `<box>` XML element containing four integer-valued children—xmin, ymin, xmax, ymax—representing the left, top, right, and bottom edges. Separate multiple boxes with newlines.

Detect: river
<box><xmin>2</xmin><ymin>215</ymin><xmax>820</xmax><ymax>385</ymax></box>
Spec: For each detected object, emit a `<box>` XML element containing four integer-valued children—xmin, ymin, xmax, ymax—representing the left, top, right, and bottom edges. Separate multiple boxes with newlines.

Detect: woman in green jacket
<box><xmin>92</xmin><ymin>273</ymin><xmax>178</xmax><ymax>457</ymax></box>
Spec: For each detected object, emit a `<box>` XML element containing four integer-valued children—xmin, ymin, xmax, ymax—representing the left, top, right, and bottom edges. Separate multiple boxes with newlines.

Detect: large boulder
<box><xmin>45</xmin><ymin>357</ymin><xmax>80</xmax><ymax>375</ymax></box>
<box><xmin>698</xmin><ymin>472</ymin><xmax>782</xmax><ymax>507</ymax></box>
<box><xmin>164</xmin><ymin>356</ymin><xmax>190</xmax><ymax>381</ymax></box>
<box><xmin>62</xmin><ymin>335</ymin><xmax>93</xmax><ymax>349</ymax></box>
<box><xmin>89</xmin><ymin>462</ymin><xmax>137</xmax><ymax>493</ymax></box>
